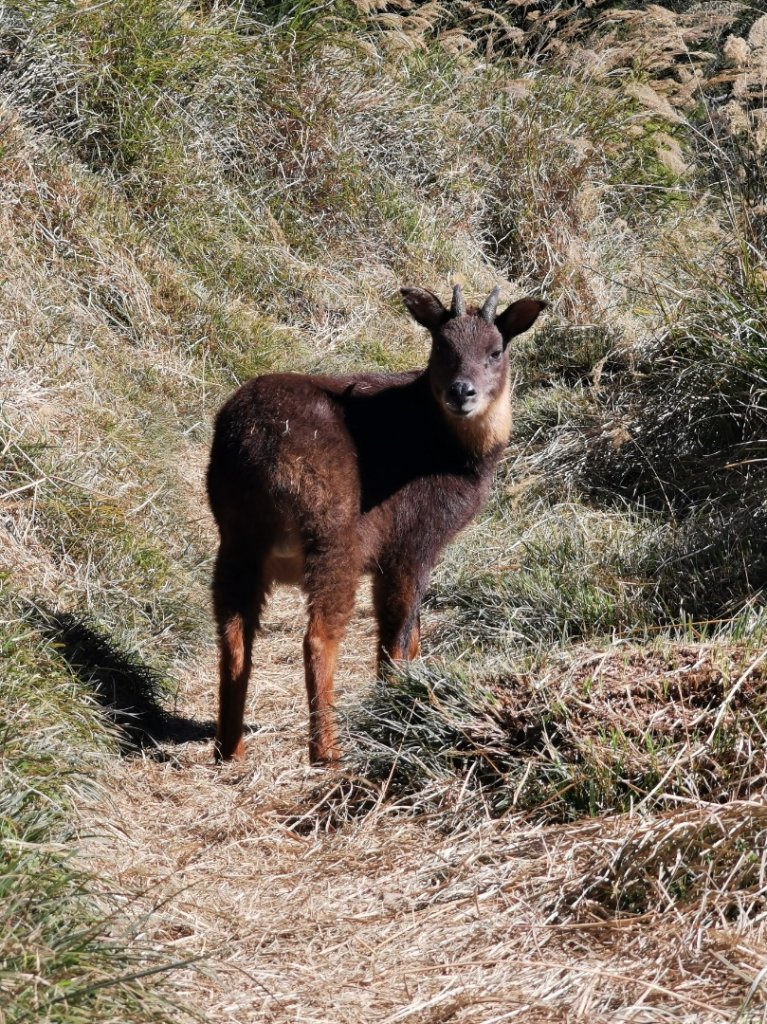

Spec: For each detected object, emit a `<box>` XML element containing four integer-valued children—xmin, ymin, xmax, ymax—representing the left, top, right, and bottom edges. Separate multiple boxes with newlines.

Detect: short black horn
<box><xmin>480</xmin><ymin>286</ymin><xmax>500</xmax><ymax>322</ymax></box>
<box><xmin>451</xmin><ymin>284</ymin><xmax>465</xmax><ymax>318</ymax></box>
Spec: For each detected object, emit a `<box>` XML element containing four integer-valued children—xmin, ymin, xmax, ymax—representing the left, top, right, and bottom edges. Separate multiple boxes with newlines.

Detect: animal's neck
<box><xmin>440</xmin><ymin>373</ymin><xmax>512</xmax><ymax>460</ymax></box>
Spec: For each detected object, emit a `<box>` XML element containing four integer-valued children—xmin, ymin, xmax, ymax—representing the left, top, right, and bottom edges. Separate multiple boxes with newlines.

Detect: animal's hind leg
<box><xmin>213</xmin><ymin>543</ymin><xmax>269</xmax><ymax>762</ymax></box>
<box><xmin>302</xmin><ymin>545</ymin><xmax>359</xmax><ymax>766</ymax></box>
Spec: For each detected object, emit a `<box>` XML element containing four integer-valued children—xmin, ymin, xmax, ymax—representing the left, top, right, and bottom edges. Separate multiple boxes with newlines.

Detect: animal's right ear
<box><xmin>400</xmin><ymin>287</ymin><xmax>449</xmax><ymax>331</ymax></box>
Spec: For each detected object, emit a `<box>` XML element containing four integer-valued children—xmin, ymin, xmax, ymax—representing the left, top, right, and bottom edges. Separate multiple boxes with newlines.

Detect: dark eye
<box><xmin>490</xmin><ymin>350</ymin><xmax>502</xmax><ymax>360</ymax></box>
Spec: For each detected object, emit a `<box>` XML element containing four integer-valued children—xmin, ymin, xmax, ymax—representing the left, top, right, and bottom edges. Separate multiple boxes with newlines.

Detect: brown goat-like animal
<box><xmin>207</xmin><ymin>285</ymin><xmax>545</xmax><ymax>765</ymax></box>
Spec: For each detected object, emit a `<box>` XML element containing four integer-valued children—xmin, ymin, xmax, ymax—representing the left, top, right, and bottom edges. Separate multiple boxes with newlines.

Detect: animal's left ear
<box><xmin>495</xmin><ymin>298</ymin><xmax>547</xmax><ymax>346</ymax></box>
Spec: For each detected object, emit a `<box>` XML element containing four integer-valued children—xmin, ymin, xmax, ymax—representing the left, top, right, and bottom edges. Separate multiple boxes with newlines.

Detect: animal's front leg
<box><xmin>407</xmin><ymin>610</ymin><xmax>421</xmax><ymax>660</ymax></box>
<box><xmin>373</xmin><ymin>567</ymin><xmax>428</xmax><ymax>673</ymax></box>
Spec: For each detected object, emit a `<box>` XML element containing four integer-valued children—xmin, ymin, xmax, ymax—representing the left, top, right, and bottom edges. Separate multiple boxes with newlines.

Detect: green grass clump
<box><xmin>569</xmin><ymin>257</ymin><xmax>767</xmax><ymax>509</ymax></box>
<box><xmin>0</xmin><ymin>607</ymin><xmax>197</xmax><ymax>1023</ymax></box>
<box><xmin>430</xmin><ymin>501</ymin><xmax>667</xmax><ymax>651</ymax></box>
<box><xmin>349</xmin><ymin>644</ymin><xmax>767</xmax><ymax>822</ymax></box>
<box><xmin>431</xmin><ymin>489</ymin><xmax>767</xmax><ymax>655</ymax></box>
<box><xmin>347</xmin><ymin>664</ymin><xmax>509</xmax><ymax>800</ymax></box>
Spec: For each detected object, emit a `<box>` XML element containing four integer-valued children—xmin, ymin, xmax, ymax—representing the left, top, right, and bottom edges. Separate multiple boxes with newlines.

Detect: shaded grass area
<box><xmin>0</xmin><ymin>605</ymin><xmax>200</xmax><ymax>1024</ymax></box>
<box><xmin>34</xmin><ymin>608</ymin><xmax>215</xmax><ymax>754</ymax></box>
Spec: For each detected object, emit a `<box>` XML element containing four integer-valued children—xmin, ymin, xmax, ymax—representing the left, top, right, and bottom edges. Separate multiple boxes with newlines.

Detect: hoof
<box><xmin>214</xmin><ymin>736</ymin><xmax>245</xmax><ymax>763</ymax></box>
<box><xmin>309</xmin><ymin>745</ymin><xmax>340</xmax><ymax>769</ymax></box>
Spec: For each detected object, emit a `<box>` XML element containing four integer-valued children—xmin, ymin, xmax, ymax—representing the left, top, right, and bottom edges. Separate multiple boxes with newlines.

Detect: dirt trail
<box><xmin>79</xmin><ymin>587</ymin><xmax>750</xmax><ymax>1024</ymax></box>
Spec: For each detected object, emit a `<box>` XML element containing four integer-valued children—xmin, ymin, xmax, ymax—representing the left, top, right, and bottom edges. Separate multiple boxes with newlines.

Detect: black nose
<box><xmin>447</xmin><ymin>381</ymin><xmax>476</xmax><ymax>402</ymax></box>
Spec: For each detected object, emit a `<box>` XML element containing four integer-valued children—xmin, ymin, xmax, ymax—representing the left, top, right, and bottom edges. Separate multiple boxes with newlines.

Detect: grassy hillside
<box><xmin>2</xmin><ymin>0</ymin><xmax>767</xmax><ymax>1019</ymax></box>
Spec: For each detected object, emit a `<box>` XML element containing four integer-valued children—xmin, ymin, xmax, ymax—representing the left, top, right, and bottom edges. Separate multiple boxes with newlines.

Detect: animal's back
<box><xmin>206</xmin><ymin>370</ymin><xmax>425</xmax><ymax>554</ymax></box>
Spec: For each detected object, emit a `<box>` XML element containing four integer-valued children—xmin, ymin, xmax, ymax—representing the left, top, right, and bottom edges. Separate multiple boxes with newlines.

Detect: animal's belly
<box><xmin>265</xmin><ymin>530</ymin><xmax>304</xmax><ymax>585</ymax></box>
<box><xmin>272</xmin><ymin>535</ymin><xmax>301</xmax><ymax>558</ymax></box>
<box><xmin>266</xmin><ymin>548</ymin><xmax>303</xmax><ymax>585</ymax></box>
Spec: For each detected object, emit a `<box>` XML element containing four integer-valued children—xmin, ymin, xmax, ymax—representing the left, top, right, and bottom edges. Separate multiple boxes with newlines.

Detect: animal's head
<box><xmin>401</xmin><ymin>284</ymin><xmax>546</xmax><ymax>419</ymax></box>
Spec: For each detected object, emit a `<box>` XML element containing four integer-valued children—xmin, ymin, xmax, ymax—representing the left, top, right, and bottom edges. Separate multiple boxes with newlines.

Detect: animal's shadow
<box><xmin>35</xmin><ymin>607</ymin><xmax>219</xmax><ymax>760</ymax></box>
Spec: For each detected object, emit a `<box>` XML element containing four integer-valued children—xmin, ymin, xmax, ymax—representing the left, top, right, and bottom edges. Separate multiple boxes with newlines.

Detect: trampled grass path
<box><xmin>78</xmin><ymin>587</ymin><xmax>761</xmax><ymax>1024</ymax></box>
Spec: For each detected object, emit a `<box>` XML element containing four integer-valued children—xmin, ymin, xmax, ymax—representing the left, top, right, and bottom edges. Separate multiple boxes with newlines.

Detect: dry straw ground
<box><xmin>78</xmin><ymin>588</ymin><xmax>767</xmax><ymax>1023</ymax></box>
